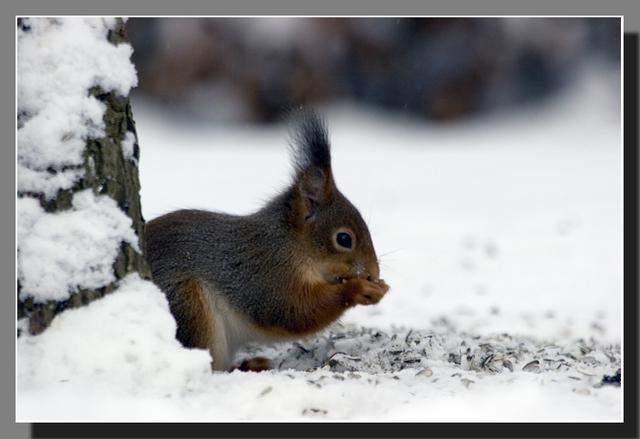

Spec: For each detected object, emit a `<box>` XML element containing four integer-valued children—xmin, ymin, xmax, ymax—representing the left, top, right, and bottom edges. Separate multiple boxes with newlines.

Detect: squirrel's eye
<box><xmin>335</xmin><ymin>232</ymin><xmax>353</xmax><ymax>250</ymax></box>
<box><xmin>333</xmin><ymin>228</ymin><xmax>356</xmax><ymax>252</ymax></box>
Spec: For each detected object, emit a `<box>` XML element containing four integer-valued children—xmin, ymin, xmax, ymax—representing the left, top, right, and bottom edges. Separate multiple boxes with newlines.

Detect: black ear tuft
<box><xmin>286</xmin><ymin>108</ymin><xmax>334</xmax><ymax>228</ymax></box>
<box><xmin>289</xmin><ymin>108</ymin><xmax>331</xmax><ymax>173</ymax></box>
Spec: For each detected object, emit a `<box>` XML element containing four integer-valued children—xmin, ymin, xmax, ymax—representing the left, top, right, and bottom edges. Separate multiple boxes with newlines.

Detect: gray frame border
<box><xmin>4</xmin><ymin>1</ymin><xmax>639</xmax><ymax>439</ymax></box>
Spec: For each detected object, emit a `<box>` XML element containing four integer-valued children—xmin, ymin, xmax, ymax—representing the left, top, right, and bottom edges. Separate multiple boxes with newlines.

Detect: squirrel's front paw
<box><xmin>343</xmin><ymin>278</ymin><xmax>389</xmax><ymax>306</ymax></box>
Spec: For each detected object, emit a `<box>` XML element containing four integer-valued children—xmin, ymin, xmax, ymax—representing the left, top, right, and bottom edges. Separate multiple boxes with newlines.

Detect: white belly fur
<box><xmin>206</xmin><ymin>287</ymin><xmax>285</xmax><ymax>371</ymax></box>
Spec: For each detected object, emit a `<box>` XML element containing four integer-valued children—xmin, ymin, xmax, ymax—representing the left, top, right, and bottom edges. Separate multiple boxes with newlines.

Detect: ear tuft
<box><xmin>286</xmin><ymin>109</ymin><xmax>335</xmax><ymax>228</ymax></box>
<box><xmin>289</xmin><ymin>108</ymin><xmax>331</xmax><ymax>173</ymax></box>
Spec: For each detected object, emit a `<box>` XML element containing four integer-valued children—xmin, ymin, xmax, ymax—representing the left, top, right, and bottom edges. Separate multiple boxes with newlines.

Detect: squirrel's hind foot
<box><xmin>234</xmin><ymin>356</ymin><xmax>272</xmax><ymax>372</ymax></box>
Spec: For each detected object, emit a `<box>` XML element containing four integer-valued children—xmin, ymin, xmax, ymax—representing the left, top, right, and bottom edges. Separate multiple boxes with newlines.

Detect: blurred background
<box><xmin>126</xmin><ymin>17</ymin><xmax>622</xmax><ymax>343</ymax></box>
<box><xmin>126</xmin><ymin>17</ymin><xmax>620</xmax><ymax>123</ymax></box>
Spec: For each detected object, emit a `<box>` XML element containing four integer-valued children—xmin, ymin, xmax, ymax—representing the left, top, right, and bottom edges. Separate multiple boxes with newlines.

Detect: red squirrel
<box><xmin>144</xmin><ymin>110</ymin><xmax>389</xmax><ymax>371</ymax></box>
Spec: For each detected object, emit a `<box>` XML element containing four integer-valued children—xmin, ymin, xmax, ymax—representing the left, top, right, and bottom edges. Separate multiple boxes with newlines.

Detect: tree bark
<box><xmin>17</xmin><ymin>19</ymin><xmax>151</xmax><ymax>335</ymax></box>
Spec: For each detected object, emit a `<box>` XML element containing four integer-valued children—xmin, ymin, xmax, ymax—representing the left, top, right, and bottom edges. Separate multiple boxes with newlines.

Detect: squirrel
<box><xmin>144</xmin><ymin>110</ymin><xmax>389</xmax><ymax>371</ymax></box>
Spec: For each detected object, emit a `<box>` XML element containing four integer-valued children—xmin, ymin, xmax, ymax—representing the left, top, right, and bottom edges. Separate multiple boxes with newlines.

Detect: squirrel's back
<box><xmin>145</xmin><ymin>207</ymin><xmax>295</xmax><ymax>313</ymax></box>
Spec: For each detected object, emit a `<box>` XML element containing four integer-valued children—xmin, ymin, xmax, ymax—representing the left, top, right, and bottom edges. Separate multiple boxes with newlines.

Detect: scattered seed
<box><xmin>302</xmin><ymin>407</ymin><xmax>328</xmax><ymax>415</ymax></box>
<box><xmin>601</xmin><ymin>368</ymin><xmax>621</xmax><ymax>386</ymax></box>
<box><xmin>415</xmin><ymin>368</ymin><xmax>433</xmax><ymax>378</ymax></box>
<box><xmin>522</xmin><ymin>360</ymin><xmax>541</xmax><ymax>373</ymax></box>
<box><xmin>461</xmin><ymin>378</ymin><xmax>475</xmax><ymax>388</ymax></box>
<box><xmin>576</xmin><ymin>368</ymin><xmax>596</xmax><ymax>377</ymax></box>
<box><xmin>258</xmin><ymin>386</ymin><xmax>272</xmax><ymax>397</ymax></box>
<box><xmin>481</xmin><ymin>354</ymin><xmax>495</xmax><ymax>369</ymax></box>
<box><xmin>405</xmin><ymin>330</ymin><xmax>414</xmax><ymax>344</ymax></box>
<box><xmin>502</xmin><ymin>359</ymin><xmax>514</xmax><ymax>372</ymax></box>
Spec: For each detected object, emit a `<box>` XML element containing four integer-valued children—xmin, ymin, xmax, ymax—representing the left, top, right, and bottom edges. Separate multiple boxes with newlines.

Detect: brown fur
<box><xmin>256</xmin><ymin>276</ymin><xmax>389</xmax><ymax>338</ymax></box>
<box><xmin>172</xmin><ymin>277</ymin><xmax>215</xmax><ymax>351</ymax></box>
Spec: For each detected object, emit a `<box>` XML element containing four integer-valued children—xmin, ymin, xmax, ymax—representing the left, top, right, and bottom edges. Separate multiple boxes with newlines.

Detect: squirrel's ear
<box><xmin>291</xmin><ymin>166</ymin><xmax>334</xmax><ymax>226</ymax></box>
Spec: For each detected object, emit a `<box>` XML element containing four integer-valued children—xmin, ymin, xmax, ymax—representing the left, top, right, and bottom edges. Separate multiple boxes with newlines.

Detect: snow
<box><xmin>16</xmin><ymin>42</ymin><xmax>622</xmax><ymax>422</ymax></box>
<box><xmin>121</xmin><ymin>131</ymin><xmax>137</xmax><ymax>162</ymax></box>
<box><xmin>17</xmin><ymin>274</ymin><xmax>212</xmax><ymax>418</ymax></box>
<box><xmin>17</xmin><ymin>17</ymin><xmax>137</xmax><ymax>199</ymax></box>
<box><xmin>18</xmin><ymin>316</ymin><xmax>621</xmax><ymax>421</ymax></box>
<box><xmin>18</xmin><ymin>190</ymin><xmax>140</xmax><ymax>302</ymax></box>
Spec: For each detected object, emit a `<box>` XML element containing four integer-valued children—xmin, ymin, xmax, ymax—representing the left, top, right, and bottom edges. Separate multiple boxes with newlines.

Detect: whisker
<box><xmin>378</xmin><ymin>248</ymin><xmax>405</xmax><ymax>259</ymax></box>
<box><xmin>377</xmin><ymin>264</ymin><xmax>397</xmax><ymax>273</ymax></box>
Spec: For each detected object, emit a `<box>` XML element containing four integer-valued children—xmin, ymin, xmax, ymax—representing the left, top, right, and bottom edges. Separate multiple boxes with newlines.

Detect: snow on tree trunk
<box><xmin>17</xmin><ymin>18</ymin><xmax>151</xmax><ymax>335</ymax></box>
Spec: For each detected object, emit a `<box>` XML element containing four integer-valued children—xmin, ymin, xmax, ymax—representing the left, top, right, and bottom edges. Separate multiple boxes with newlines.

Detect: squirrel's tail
<box><xmin>289</xmin><ymin>108</ymin><xmax>331</xmax><ymax>173</ymax></box>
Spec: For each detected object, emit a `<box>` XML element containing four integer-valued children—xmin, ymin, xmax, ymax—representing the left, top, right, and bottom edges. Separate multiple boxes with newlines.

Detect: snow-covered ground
<box><xmin>133</xmin><ymin>65</ymin><xmax>621</xmax><ymax>422</ymax></box>
<box><xmin>17</xmin><ymin>22</ymin><xmax>622</xmax><ymax>421</ymax></box>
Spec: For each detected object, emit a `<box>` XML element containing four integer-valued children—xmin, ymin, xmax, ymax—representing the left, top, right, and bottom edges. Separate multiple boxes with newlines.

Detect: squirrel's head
<box><xmin>285</xmin><ymin>110</ymin><xmax>381</xmax><ymax>284</ymax></box>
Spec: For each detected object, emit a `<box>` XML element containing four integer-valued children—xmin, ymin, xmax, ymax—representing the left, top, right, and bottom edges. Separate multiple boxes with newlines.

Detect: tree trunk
<box><xmin>17</xmin><ymin>19</ymin><xmax>151</xmax><ymax>335</ymax></box>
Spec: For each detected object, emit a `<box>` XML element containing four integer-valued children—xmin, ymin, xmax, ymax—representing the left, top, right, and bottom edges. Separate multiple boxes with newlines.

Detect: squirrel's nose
<box><xmin>352</xmin><ymin>260</ymin><xmax>380</xmax><ymax>280</ymax></box>
<box><xmin>369</xmin><ymin>260</ymin><xmax>381</xmax><ymax>278</ymax></box>
<box><xmin>362</xmin><ymin>261</ymin><xmax>380</xmax><ymax>281</ymax></box>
